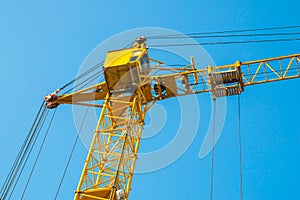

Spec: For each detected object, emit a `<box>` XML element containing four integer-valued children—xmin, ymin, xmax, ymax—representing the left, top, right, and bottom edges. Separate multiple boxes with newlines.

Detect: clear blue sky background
<box><xmin>0</xmin><ymin>0</ymin><xmax>299</xmax><ymax>200</ymax></box>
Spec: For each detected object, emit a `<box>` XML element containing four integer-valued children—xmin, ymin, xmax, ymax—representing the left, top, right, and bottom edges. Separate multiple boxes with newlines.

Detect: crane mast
<box><xmin>44</xmin><ymin>37</ymin><xmax>300</xmax><ymax>200</ymax></box>
<box><xmin>73</xmin><ymin>94</ymin><xmax>149</xmax><ymax>200</ymax></box>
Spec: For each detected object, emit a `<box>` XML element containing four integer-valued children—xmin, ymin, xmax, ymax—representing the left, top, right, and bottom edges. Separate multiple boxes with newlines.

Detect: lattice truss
<box><xmin>75</xmin><ymin>92</ymin><xmax>149</xmax><ymax>200</ymax></box>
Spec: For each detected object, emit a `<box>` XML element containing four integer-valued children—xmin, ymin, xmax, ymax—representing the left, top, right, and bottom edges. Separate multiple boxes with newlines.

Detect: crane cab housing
<box><xmin>103</xmin><ymin>47</ymin><xmax>150</xmax><ymax>95</ymax></box>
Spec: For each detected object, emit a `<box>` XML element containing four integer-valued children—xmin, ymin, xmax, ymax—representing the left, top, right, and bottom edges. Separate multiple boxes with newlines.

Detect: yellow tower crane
<box><xmin>44</xmin><ymin>36</ymin><xmax>300</xmax><ymax>200</ymax></box>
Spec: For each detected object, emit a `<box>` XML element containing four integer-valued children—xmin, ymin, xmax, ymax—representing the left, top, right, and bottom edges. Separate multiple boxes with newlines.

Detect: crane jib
<box><xmin>42</xmin><ymin>37</ymin><xmax>300</xmax><ymax>200</ymax></box>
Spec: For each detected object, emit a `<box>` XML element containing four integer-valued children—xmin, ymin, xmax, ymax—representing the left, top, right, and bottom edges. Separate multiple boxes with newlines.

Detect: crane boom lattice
<box><xmin>42</xmin><ymin>36</ymin><xmax>300</xmax><ymax>200</ymax></box>
<box><xmin>74</xmin><ymin>92</ymin><xmax>149</xmax><ymax>200</ymax></box>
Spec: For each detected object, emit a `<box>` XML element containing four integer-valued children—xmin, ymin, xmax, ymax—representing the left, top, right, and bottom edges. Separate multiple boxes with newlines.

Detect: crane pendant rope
<box><xmin>210</xmin><ymin>99</ymin><xmax>217</xmax><ymax>200</ymax></box>
<box><xmin>238</xmin><ymin>95</ymin><xmax>243</xmax><ymax>200</ymax></box>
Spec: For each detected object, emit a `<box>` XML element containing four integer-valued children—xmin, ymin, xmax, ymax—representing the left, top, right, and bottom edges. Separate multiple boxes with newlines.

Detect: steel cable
<box><xmin>20</xmin><ymin>108</ymin><xmax>57</xmax><ymax>200</ymax></box>
<box><xmin>210</xmin><ymin>100</ymin><xmax>216</xmax><ymax>200</ymax></box>
<box><xmin>0</xmin><ymin>102</ymin><xmax>45</xmax><ymax>198</ymax></box>
<box><xmin>238</xmin><ymin>95</ymin><xmax>243</xmax><ymax>200</ymax></box>
<box><xmin>7</xmin><ymin>109</ymin><xmax>49</xmax><ymax>200</ymax></box>
<box><xmin>149</xmin><ymin>38</ymin><xmax>300</xmax><ymax>47</ymax></box>
<box><xmin>147</xmin><ymin>25</ymin><xmax>300</xmax><ymax>38</ymax></box>
<box><xmin>54</xmin><ymin>107</ymin><xmax>89</xmax><ymax>200</ymax></box>
<box><xmin>1</xmin><ymin>106</ymin><xmax>49</xmax><ymax>200</ymax></box>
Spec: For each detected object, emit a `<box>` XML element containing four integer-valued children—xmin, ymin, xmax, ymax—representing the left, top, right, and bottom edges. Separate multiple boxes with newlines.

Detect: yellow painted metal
<box><xmin>104</xmin><ymin>48</ymin><xmax>146</xmax><ymax>68</ymax></box>
<box><xmin>148</xmin><ymin>53</ymin><xmax>300</xmax><ymax>99</ymax></box>
<box><xmin>103</xmin><ymin>48</ymin><xmax>149</xmax><ymax>92</ymax></box>
<box><xmin>47</xmin><ymin>41</ymin><xmax>299</xmax><ymax>200</ymax></box>
<box><xmin>54</xmin><ymin>53</ymin><xmax>300</xmax><ymax>107</ymax></box>
<box><xmin>73</xmin><ymin>91</ymin><xmax>148</xmax><ymax>200</ymax></box>
<box><xmin>52</xmin><ymin>82</ymin><xmax>108</xmax><ymax>107</ymax></box>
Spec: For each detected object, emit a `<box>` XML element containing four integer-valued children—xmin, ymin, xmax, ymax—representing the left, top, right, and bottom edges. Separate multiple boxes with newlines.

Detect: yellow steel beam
<box><xmin>74</xmin><ymin>91</ymin><xmax>148</xmax><ymax>200</ymax></box>
<box><xmin>149</xmin><ymin>53</ymin><xmax>300</xmax><ymax>99</ymax></box>
<box><xmin>45</xmin><ymin>50</ymin><xmax>300</xmax><ymax>200</ymax></box>
<box><xmin>50</xmin><ymin>53</ymin><xmax>300</xmax><ymax>108</ymax></box>
<box><xmin>51</xmin><ymin>81</ymin><xmax>108</xmax><ymax>107</ymax></box>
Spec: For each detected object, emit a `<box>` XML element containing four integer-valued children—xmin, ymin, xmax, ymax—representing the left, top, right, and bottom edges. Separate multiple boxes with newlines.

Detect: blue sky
<box><xmin>0</xmin><ymin>0</ymin><xmax>299</xmax><ymax>200</ymax></box>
